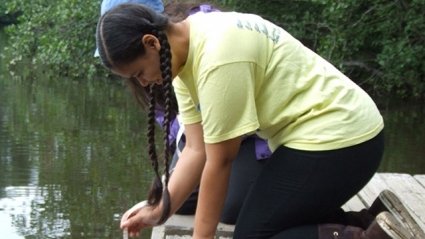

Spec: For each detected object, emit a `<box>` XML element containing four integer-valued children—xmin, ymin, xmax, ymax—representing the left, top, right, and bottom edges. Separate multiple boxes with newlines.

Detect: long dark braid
<box><xmin>146</xmin><ymin>84</ymin><xmax>163</xmax><ymax>206</ymax></box>
<box><xmin>97</xmin><ymin>3</ymin><xmax>174</xmax><ymax>224</ymax></box>
<box><xmin>146</xmin><ymin>29</ymin><xmax>173</xmax><ymax>224</ymax></box>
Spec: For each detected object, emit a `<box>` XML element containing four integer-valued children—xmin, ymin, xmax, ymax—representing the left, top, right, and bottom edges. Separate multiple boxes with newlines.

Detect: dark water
<box><xmin>1</xmin><ymin>38</ymin><xmax>424</xmax><ymax>239</ymax></box>
<box><xmin>379</xmin><ymin>100</ymin><xmax>425</xmax><ymax>174</ymax></box>
<box><xmin>0</xmin><ymin>75</ymin><xmax>156</xmax><ymax>238</ymax></box>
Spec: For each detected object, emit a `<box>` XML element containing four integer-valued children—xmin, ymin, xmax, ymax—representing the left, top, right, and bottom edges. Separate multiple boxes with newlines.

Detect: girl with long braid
<box><xmin>96</xmin><ymin>3</ymin><xmax>421</xmax><ymax>239</ymax></box>
<box><xmin>96</xmin><ymin>0</ymin><xmax>272</xmax><ymax>227</ymax></box>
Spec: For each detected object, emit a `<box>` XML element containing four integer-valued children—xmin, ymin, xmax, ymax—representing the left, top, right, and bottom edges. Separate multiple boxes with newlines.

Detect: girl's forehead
<box><xmin>111</xmin><ymin>56</ymin><xmax>146</xmax><ymax>77</ymax></box>
<box><xmin>111</xmin><ymin>62</ymin><xmax>138</xmax><ymax>78</ymax></box>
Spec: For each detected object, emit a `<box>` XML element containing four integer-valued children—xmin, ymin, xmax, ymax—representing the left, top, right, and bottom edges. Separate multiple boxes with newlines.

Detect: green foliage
<box><xmin>215</xmin><ymin>0</ymin><xmax>326</xmax><ymax>49</ymax></box>
<box><xmin>316</xmin><ymin>0</ymin><xmax>425</xmax><ymax>99</ymax></box>
<box><xmin>2</xmin><ymin>0</ymin><xmax>425</xmax><ymax>99</ymax></box>
<box><xmin>2</xmin><ymin>0</ymin><xmax>109</xmax><ymax>80</ymax></box>
<box><xmin>217</xmin><ymin>0</ymin><xmax>425</xmax><ymax>99</ymax></box>
<box><xmin>0</xmin><ymin>3</ymin><xmax>19</xmax><ymax>26</ymax></box>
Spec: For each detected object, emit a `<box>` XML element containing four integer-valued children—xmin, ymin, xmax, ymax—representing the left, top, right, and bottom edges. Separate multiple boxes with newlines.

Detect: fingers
<box><xmin>120</xmin><ymin>200</ymin><xmax>149</xmax><ymax>228</ymax></box>
<box><xmin>122</xmin><ymin>216</ymin><xmax>150</xmax><ymax>238</ymax></box>
<box><xmin>121</xmin><ymin>215</ymin><xmax>143</xmax><ymax>237</ymax></box>
<box><xmin>120</xmin><ymin>210</ymin><xmax>136</xmax><ymax>227</ymax></box>
<box><xmin>120</xmin><ymin>200</ymin><xmax>155</xmax><ymax>238</ymax></box>
<box><xmin>120</xmin><ymin>200</ymin><xmax>152</xmax><ymax>238</ymax></box>
<box><xmin>120</xmin><ymin>208</ymin><xmax>137</xmax><ymax>225</ymax></box>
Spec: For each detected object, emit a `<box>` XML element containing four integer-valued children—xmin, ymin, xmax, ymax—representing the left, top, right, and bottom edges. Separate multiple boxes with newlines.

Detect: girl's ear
<box><xmin>141</xmin><ymin>34</ymin><xmax>161</xmax><ymax>51</ymax></box>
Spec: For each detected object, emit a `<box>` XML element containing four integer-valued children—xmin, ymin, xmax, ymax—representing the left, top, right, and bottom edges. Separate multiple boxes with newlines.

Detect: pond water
<box><xmin>1</xmin><ymin>37</ymin><xmax>424</xmax><ymax>239</ymax></box>
<box><xmin>0</xmin><ymin>76</ymin><xmax>156</xmax><ymax>238</ymax></box>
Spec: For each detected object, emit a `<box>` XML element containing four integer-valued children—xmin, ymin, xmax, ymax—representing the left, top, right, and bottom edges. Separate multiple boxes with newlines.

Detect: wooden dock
<box><xmin>151</xmin><ymin>173</ymin><xmax>425</xmax><ymax>239</ymax></box>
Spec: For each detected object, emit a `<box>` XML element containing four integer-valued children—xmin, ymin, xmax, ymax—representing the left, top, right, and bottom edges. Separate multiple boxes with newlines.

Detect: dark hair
<box><xmin>96</xmin><ymin>3</ymin><xmax>168</xmax><ymax>68</ymax></box>
<box><xmin>96</xmin><ymin>3</ymin><xmax>173</xmax><ymax>224</ymax></box>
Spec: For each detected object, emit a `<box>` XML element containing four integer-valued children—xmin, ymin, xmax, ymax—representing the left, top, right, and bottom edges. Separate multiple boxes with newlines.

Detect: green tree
<box><xmin>0</xmin><ymin>3</ymin><xmax>20</xmax><ymax>26</ymax></box>
<box><xmin>2</xmin><ymin>0</ymin><xmax>425</xmax><ymax>99</ymax></box>
<box><xmin>2</xmin><ymin>0</ymin><xmax>107</xmax><ymax>80</ymax></box>
<box><xmin>217</xmin><ymin>0</ymin><xmax>425</xmax><ymax>99</ymax></box>
<box><xmin>316</xmin><ymin>0</ymin><xmax>425</xmax><ymax>98</ymax></box>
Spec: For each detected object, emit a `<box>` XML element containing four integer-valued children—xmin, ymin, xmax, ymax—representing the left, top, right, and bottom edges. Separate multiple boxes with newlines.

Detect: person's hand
<box><xmin>120</xmin><ymin>200</ymin><xmax>160</xmax><ymax>237</ymax></box>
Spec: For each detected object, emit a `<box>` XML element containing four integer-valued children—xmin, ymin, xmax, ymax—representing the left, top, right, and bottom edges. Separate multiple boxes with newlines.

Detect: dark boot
<box><xmin>344</xmin><ymin>209</ymin><xmax>375</xmax><ymax>230</ymax></box>
<box><xmin>318</xmin><ymin>212</ymin><xmax>413</xmax><ymax>239</ymax></box>
<box><xmin>344</xmin><ymin>189</ymin><xmax>425</xmax><ymax>238</ymax></box>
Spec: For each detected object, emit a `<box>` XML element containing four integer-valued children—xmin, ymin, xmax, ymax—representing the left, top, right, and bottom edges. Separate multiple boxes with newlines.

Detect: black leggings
<box><xmin>174</xmin><ymin>137</ymin><xmax>266</xmax><ymax>224</ymax></box>
<box><xmin>233</xmin><ymin>131</ymin><xmax>384</xmax><ymax>239</ymax></box>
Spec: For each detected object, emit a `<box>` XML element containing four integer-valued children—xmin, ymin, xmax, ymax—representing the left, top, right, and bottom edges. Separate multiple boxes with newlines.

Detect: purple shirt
<box><xmin>155</xmin><ymin>111</ymin><xmax>271</xmax><ymax>160</ymax></box>
<box><xmin>253</xmin><ymin>136</ymin><xmax>272</xmax><ymax>160</ymax></box>
<box><xmin>155</xmin><ymin>109</ymin><xmax>180</xmax><ymax>146</ymax></box>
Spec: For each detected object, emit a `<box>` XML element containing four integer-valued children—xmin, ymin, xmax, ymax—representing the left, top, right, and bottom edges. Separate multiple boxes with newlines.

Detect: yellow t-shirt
<box><xmin>173</xmin><ymin>12</ymin><xmax>384</xmax><ymax>152</ymax></box>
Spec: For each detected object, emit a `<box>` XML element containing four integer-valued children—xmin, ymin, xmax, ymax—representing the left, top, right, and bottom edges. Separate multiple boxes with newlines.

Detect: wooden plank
<box><xmin>152</xmin><ymin>215</ymin><xmax>234</xmax><ymax>239</ymax></box>
<box><xmin>357</xmin><ymin>173</ymin><xmax>388</xmax><ymax>207</ymax></box>
<box><xmin>342</xmin><ymin>195</ymin><xmax>366</xmax><ymax>211</ymax></box>
<box><xmin>163</xmin><ymin>234</ymin><xmax>231</xmax><ymax>239</ymax></box>
<box><xmin>164</xmin><ymin>215</ymin><xmax>194</xmax><ymax>230</ymax></box>
<box><xmin>379</xmin><ymin>173</ymin><xmax>425</xmax><ymax>232</ymax></box>
<box><xmin>151</xmin><ymin>224</ymin><xmax>165</xmax><ymax>239</ymax></box>
<box><xmin>414</xmin><ymin>175</ymin><xmax>425</xmax><ymax>188</ymax></box>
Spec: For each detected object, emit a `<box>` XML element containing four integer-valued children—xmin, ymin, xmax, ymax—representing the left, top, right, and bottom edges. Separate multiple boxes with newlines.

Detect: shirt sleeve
<box><xmin>198</xmin><ymin>62</ymin><xmax>260</xmax><ymax>143</ymax></box>
<box><xmin>172</xmin><ymin>77</ymin><xmax>202</xmax><ymax>125</ymax></box>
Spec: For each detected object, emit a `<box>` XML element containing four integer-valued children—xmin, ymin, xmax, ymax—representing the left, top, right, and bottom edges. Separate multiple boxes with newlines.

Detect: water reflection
<box><xmin>1</xmin><ymin>185</ymin><xmax>69</xmax><ymax>238</ymax></box>
<box><xmin>380</xmin><ymin>101</ymin><xmax>425</xmax><ymax>174</ymax></box>
<box><xmin>0</xmin><ymin>76</ymin><xmax>156</xmax><ymax>238</ymax></box>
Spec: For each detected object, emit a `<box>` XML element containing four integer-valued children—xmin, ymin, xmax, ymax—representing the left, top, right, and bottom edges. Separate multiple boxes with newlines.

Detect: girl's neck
<box><xmin>166</xmin><ymin>19</ymin><xmax>190</xmax><ymax>79</ymax></box>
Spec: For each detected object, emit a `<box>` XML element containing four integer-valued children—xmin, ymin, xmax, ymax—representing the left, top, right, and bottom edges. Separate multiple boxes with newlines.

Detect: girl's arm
<box><xmin>121</xmin><ymin>122</ymin><xmax>206</xmax><ymax>236</ymax></box>
<box><xmin>163</xmin><ymin>122</ymin><xmax>207</xmax><ymax>214</ymax></box>
<box><xmin>193</xmin><ymin>137</ymin><xmax>242</xmax><ymax>239</ymax></box>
